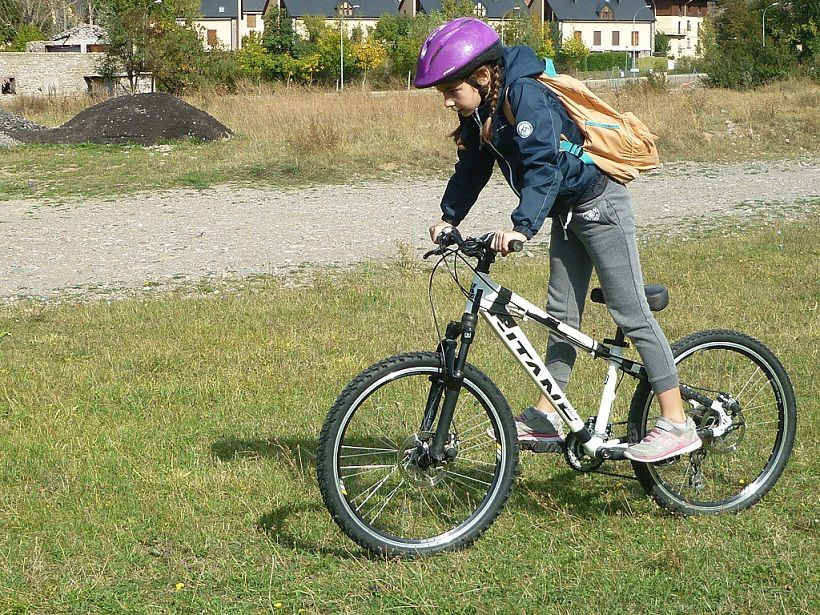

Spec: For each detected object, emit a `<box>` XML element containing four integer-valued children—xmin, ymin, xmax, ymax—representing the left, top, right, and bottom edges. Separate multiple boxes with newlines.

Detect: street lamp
<box><xmin>762</xmin><ymin>2</ymin><xmax>779</xmax><ymax>48</ymax></box>
<box><xmin>630</xmin><ymin>5</ymin><xmax>651</xmax><ymax>74</ymax></box>
<box><xmin>339</xmin><ymin>3</ymin><xmax>359</xmax><ymax>91</ymax></box>
<box><xmin>500</xmin><ymin>6</ymin><xmax>522</xmax><ymax>46</ymax></box>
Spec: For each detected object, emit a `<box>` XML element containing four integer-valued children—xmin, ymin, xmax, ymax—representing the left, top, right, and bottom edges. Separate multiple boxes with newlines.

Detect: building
<box><xmin>653</xmin><ymin>0</ymin><xmax>712</xmax><ymax>58</ymax></box>
<box><xmin>193</xmin><ymin>0</ymin><xmax>267</xmax><ymax>50</ymax></box>
<box><xmin>196</xmin><ymin>0</ymin><xmax>709</xmax><ymax>61</ymax></box>
<box><xmin>25</xmin><ymin>24</ymin><xmax>109</xmax><ymax>53</ymax></box>
<box><xmin>529</xmin><ymin>0</ymin><xmax>656</xmax><ymax>57</ymax></box>
<box><xmin>263</xmin><ymin>0</ymin><xmax>529</xmax><ymax>40</ymax></box>
<box><xmin>1</xmin><ymin>25</ymin><xmax>152</xmax><ymax>96</ymax></box>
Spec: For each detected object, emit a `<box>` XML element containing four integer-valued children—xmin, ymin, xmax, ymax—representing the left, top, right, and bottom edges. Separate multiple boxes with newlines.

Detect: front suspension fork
<box><xmin>425</xmin><ymin>313</ymin><xmax>478</xmax><ymax>462</ymax></box>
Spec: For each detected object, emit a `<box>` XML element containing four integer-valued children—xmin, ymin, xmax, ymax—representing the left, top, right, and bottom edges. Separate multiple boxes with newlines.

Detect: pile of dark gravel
<box><xmin>3</xmin><ymin>92</ymin><xmax>231</xmax><ymax>146</ymax></box>
<box><xmin>0</xmin><ymin>108</ymin><xmax>46</xmax><ymax>132</ymax></box>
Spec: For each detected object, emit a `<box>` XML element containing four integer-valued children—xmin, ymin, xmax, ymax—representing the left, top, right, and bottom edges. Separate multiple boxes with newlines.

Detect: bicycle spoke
<box><xmin>340</xmin><ymin>464</ymin><xmax>398</xmax><ymax>478</ymax></box>
<box><xmin>444</xmin><ymin>469</ymin><xmax>492</xmax><ymax>489</ymax></box>
<box><xmin>352</xmin><ymin>467</ymin><xmax>398</xmax><ymax>512</ymax></box>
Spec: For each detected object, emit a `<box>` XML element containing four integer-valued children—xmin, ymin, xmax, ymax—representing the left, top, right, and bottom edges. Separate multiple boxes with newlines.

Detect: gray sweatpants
<box><xmin>545</xmin><ymin>180</ymin><xmax>679</xmax><ymax>395</ymax></box>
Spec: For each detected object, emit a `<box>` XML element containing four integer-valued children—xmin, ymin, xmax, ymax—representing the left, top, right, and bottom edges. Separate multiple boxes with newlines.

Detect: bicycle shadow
<box><xmin>210</xmin><ymin>436</ymin><xmax>380</xmax><ymax>558</ymax></box>
<box><xmin>515</xmin><ymin>464</ymin><xmax>648</xmax><ymax>519</ymax></box>
<box><xmin>210</xmin><ymin>435</ymin><xmax>317</xmax><ymax>478</ymax></box>
<box><xmin>209</xmin><ymin>436</ymin><xmax>649</xmax><ymax>556</ymax></box>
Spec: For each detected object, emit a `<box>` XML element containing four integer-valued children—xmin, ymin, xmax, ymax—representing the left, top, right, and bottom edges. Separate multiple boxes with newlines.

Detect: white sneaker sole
<box><xmin>624</xmin><ymin>437</ymin><xmax>702</xmax><ymax>463</ymax></box>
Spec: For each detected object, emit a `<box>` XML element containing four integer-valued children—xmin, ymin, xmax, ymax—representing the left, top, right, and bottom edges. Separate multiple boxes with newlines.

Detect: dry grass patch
<box><xmin>0</xmin><ymin>79</ymin><xmax>817</xmax><ymax>200</ymax></box>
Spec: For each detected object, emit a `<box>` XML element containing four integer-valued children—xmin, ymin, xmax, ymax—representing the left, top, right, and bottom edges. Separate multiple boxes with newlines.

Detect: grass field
<box><xmin>0</xmin><ymin>78</ymin><xmax>818</xmax><ymax>201</ymax></box>
<box><xmin>0</xmin><ymin>216</ymin><xmax>817</xmax><ymax>613</ymax></box>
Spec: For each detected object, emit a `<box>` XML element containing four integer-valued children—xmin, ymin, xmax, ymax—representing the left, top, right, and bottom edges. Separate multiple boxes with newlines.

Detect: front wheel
<box><xmin>317</xmin><ymin>352</ymin><xmax>518</xmax><ymax>557</ymax></box>
<box><xmin>629</xmin><ymin>330</ymin><xmax>796</xmax><ymax>515</ymax></box>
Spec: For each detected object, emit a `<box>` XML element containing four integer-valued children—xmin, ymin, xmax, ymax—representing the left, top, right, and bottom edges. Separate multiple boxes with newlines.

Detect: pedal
<box><xmin>651</xmin><ymin>455</ymin><xmax>681</xmax><ymax>467</ymax></box>
<box><xmin>519</xmin><ymin>440</ymin><xmax>565</xmax><ymax>454</ymax></box>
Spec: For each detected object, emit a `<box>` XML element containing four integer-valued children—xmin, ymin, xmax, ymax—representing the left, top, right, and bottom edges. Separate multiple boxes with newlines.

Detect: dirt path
<box><xmin>1</xmin><ymin>159</ymin><xmax>818</xmax><ymax>304</ymax></box>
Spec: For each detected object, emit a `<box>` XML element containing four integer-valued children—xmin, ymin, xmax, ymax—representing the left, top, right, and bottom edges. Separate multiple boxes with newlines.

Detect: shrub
<box><xmin>585</xmin><ymin>51</ymin><xmax>629</xmax><ymax>72</ymax></box>
<box><xmin>556</xmin><ymin>37</ymin><xmax>590</xmax><ymax>74</ymax></box>
<box><xmin>638</xmin><ymin>56</ymin><xmax>668</xmax><ymax>73</ymax></box>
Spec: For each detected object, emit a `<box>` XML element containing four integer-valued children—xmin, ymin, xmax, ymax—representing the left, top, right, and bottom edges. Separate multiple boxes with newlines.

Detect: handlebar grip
<box><xmin>508</xmin><ymin>239</ymin><xmax>524</xmax><ymax>253</ymax></box>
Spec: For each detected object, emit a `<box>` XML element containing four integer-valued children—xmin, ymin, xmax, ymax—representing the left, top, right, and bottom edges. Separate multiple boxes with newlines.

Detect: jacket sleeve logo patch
<box><xmin>516</xmin><ymin>121</ymin><xmax>533</xmax><ymax>138</ymax></box>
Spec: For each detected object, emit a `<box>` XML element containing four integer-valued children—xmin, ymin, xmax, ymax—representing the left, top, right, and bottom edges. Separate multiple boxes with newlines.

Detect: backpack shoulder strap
<box><xmin>502</xmin><ymin>82</ymin><xmax>595</xmax><ymax>166</ymax></box>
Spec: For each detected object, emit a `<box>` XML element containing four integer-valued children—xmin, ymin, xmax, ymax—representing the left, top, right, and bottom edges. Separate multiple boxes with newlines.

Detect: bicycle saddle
<box><xmin>590</xmin><ymin>284</ymin><xmax>669</xmax><ymax>312</ymax></box>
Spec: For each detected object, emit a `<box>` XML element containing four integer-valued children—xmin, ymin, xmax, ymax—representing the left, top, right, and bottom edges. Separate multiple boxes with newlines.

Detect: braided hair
<box><xmin>449</xmin><ymin>62</ymin><xmax>504</xmax><ymax>149</ymax></box>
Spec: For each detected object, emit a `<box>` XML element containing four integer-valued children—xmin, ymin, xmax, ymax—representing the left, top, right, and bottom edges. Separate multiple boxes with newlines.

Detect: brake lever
<box><xmin>423</xmin><ymin>247</ymin><xmax>444</xmax><ymax>259</ymax></box>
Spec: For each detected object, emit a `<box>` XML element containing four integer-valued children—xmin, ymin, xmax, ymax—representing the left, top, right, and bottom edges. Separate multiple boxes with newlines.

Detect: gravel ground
<box><xmin>1</xmin><ymin>158</ymin><xmax>818</xmax><ymax>304</ymax></box>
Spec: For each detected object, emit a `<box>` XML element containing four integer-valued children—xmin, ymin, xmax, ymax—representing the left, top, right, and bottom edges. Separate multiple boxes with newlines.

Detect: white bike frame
<box><xmin>466</xmin><ymin>269</ymin><xmax>644</xmax><ymax>458</ymax></box>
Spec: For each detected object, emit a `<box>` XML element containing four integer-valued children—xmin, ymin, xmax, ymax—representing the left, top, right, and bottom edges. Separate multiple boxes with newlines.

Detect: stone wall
<box><xmin>0</xmin><ymin>53</ymin><xmax>153</xmax><ymax>96</ymax></box>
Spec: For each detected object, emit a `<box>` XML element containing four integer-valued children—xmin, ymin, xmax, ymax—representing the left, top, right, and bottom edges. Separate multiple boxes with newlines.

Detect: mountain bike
<box><xmin>316</xmin><ymin>230</ymin><xmax>797</xmax><ymax>557</ymax></box>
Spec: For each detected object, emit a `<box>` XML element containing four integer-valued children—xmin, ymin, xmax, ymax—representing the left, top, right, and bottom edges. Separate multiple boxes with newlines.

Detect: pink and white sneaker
<box><xmin>514</xmin><ymin>406</ymin><xmax>565</xmax><ymax>453</ymax></box>
<box><xmin>624</xmin><ymin>417</ymin><xmax>702</xmax><ymax>463</ymax></box>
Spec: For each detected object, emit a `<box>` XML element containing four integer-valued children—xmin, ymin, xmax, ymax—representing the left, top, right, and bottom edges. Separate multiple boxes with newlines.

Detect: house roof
<box><xmin>280</xmin><ymin>0</ymin><xmax>401</xmax><ymax>18</ymax></box>
<box><xmin>47</xmin><ymin>24</ymin><xmax>108</xmax><ymax>45</ymax></box>
<box><xmin>419</xmin><ymin>0</ymin><xmax>525</xmax><ymax>18</ymax></box>
<box><xmin>545</xmin><ymin>0</ymin><xmax>655</xmax><ymax>22</ymax></box>
<box><xmin>243</xmin><ymin>0</ymin><xmax>266</xmax><ymax>11</ymax></box>
<box><xmin>200</xmin><ymin>0</ymin><xmax>238</xmax><ymax>19</ymax></box>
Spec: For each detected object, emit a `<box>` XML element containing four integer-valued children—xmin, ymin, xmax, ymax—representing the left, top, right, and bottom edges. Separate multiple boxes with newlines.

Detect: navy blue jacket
<box><xmin>440</xmin><ymin>46</ymin><xmax>605</xmax><ymax>239</ymax></box>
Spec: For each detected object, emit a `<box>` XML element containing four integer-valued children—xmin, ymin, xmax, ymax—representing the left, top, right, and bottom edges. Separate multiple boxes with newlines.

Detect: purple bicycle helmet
<box><xmin>414</xmin><ymin>18</ymin><xmax>502</xmax><ymax>88</ymax></box>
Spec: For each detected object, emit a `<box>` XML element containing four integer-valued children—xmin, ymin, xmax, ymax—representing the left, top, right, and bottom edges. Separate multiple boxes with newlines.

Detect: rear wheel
<box><xmin>317</xmin><ymin>352</ymin><xmax>518</xmax><ymax>556</ymax></box>
<box><xmin>629</xmin><ymin>330</ymin><xmax>796</xmax><ymax>515</ymax></box>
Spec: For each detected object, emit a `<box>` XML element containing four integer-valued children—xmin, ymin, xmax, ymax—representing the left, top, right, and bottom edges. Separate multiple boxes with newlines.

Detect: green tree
<box><xmin>353</xmin><ymin>37</ymin><xmax>387</xmax><ymax>84</ymax></box>
<box><xmin>0</xmin><ymin>0</ymin><xmax>22</xmax><ymax>43</ymax></box>
<box><xmin>315</xmin><ymin>25</ymin><xmax>356</xmax><ymax>82</ymax></box>
<box><xmin>701</xmin><ymin>0</ymin><xmax>796</xmax><ymax>88</ymax></box>
<box><xmin>438</xmin><ymin>0</ymin><xmax>477</xmax><ymax>20</ymax></box>
<box><xmin>655</xmin><ymin>31</ymin><xmax>670</xmax><ymax>55</ymax></box>
<box><xmin>556</xmin><ymin>36</ymin><xmax>589</xmax><ymax>74</ymax></box>
<box><xmin>7</xmin><ymin>23</ymin><xmax>45</xmax><ymax>50</ymax></box>
<box><xmin>268</xmin><ymin>52</ymin><xmax>300</xmax><ymax>83</ymax></box>
<box><xmin>237</xmin><ymin>31</ymin><xmax>274</xmax><ymax>82</ymax></box>
<box><xmin>262</xmin><ymin>5</ymin><xmax>295</xmax><ymax>55</ymax></box>
<box><xmin>149</xmin><ymin>22</ymin><xmax>208</xmax><ymax>94</ymax></box>
<box><xmin>301</xmin><ymin>15</ymin><xmax>328</xmax><ymax>44</ymax></box>
<box><xmin>99</xmin><ymin>0</ymin><xmax>203</xmax><ymax>93</ymax></box>
<box><xmin>393</xmin><ymin>14</ymin><xmax>433</xmax><ymax>79</ymax></box>
<box><xmin>496</xmin><ymin>9</ymin><xmax>540</xmax><ymax>49</ymax></box>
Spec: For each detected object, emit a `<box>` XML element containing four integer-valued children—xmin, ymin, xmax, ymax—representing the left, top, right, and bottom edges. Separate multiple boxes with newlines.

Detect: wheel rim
<box><xmin>640</xmin><ymin>341</ymin><xmax>790</xmax><ymax>510</ymax></box>
<box><xmin>331</xmin><ymin>365</ymin><xmax>511</xmax><ymax>549</ymax></box>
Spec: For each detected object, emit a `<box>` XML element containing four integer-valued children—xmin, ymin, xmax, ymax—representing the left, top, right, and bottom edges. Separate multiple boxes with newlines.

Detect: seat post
<box><xmin>604</xmin><ymin>326</ymin><xmax>628</xmax><ymax>349</ymax></box>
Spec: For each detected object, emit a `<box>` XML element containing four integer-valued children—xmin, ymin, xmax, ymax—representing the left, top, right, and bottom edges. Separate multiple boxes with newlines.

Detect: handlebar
<box><xmin>423</xmin><ymin>229</ymin><xmax>524</xmax><ymax>260</ymax></box>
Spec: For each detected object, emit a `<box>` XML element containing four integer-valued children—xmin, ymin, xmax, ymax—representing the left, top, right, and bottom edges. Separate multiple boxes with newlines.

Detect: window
<box><xmin>218</xmin><ymin>6</ymin><xmax>224</xmax><ymax>12</ymax></box>
<box><xmin>473</xmin><ymin>2</ymin><xmax>486</xmax><ymax>17</ymax></box>
<box><xmin>600</xmin><ymin>5</ymin><xmax>613</xmax><ymax>19</ymax></box>
<box><xmin>574</xmin><ymin>31</ymin><xmax>582</xmax><ymax>41</ymax></box>
<box><xmin>593</xmin><ymin>31</ymin><xmax>601</xmax><ymax>46</ymax></box>
<box><xmin>207</xmin><ymin>29</ymin><xmax>217</xmax><ymax>47</ymax></box>
<box><xmin>247</xmin><ymin>14</ymin><xmax>256</xmax><ymax>27</ymax></box>
<box><xmin>632</xmin><ymin>31</ymin><xmax>639</xmax><ymax>46</ymax></box>
<box><xmin>612</xmin><ymin>30</ymin><xmax>620</xmax><ymax>46</ymax></box>
<box><xmin>687</xmin><ymin>38</ymin><xmax>692</xmax><ymax>49</ymax></box>
<box><xmin>339</xmin><ymin>1</ymin><xmax>355</xmax><ymax>17</ymax></box>
<box><xmin>687</xmin><ymin>20</ymin><xmax>691</xmax><ymax>31</ymax></box>
<box><xmin>678</xmin><ymin>21</ymin><xmax>682</xmax><ymax>34</ymax></box>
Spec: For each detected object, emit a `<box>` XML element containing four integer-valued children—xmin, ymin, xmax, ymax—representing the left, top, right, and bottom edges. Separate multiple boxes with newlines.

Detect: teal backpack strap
<box><xmin>560</xmin><ymin>140</ymin><xmax>596</xmax><ymax>166</ymax></box>
<box><xmin>543</xmin><ymin>59</ymin><xmax>594</xmax><ymax>166</ymax></box>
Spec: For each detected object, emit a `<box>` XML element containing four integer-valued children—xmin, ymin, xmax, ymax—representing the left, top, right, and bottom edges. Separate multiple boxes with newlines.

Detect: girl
<box><xmin>415</xmin><ymin>18</ymin><xmax>701</xmax><ymax>463</ymax></box>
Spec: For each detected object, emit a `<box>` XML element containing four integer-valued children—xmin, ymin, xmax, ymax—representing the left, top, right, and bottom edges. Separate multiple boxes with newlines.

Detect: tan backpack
<box><xmin>502</xmin><ymin>62</ymin><xmax>660</xmax><ymax>184</ymax></box>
